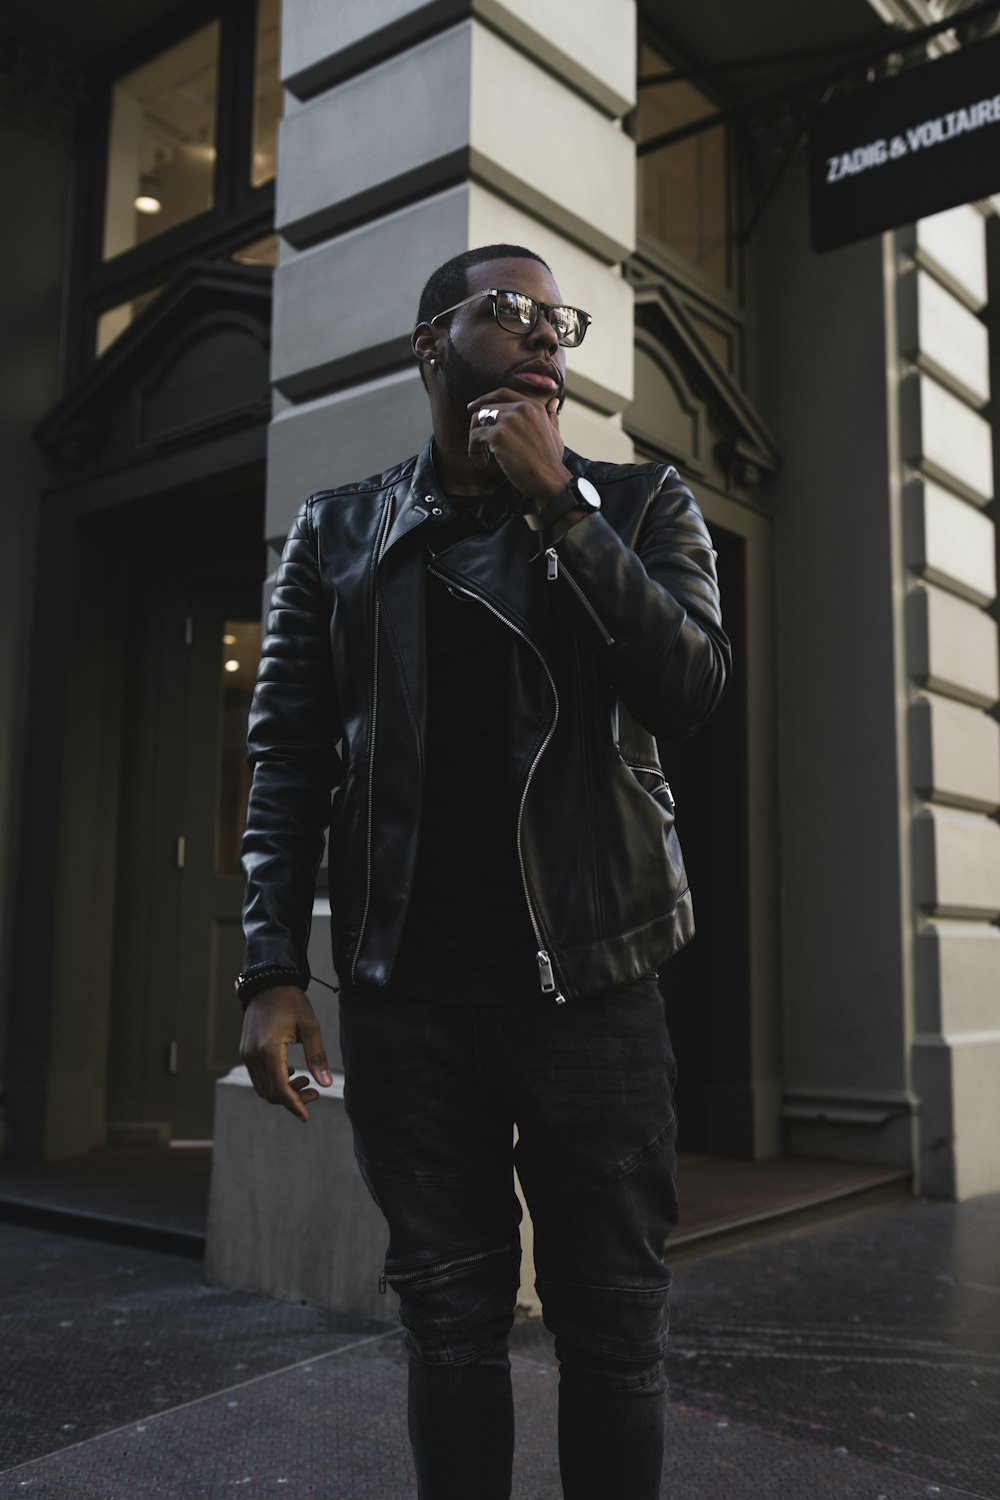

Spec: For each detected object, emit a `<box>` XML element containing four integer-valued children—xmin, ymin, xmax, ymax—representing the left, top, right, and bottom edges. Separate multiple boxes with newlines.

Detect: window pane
<box><xmin>217</xmin><ymin>620</ymin><xmax>261</xmax><ymax>875</ymax></box>
<box><xmin>637</xmin><ymin>43</ymin><xmax>728</xmax><ymax>288</ymax></box>
<box><xmin>96</xmin><ymin>286</ymin><xmax>164</xmax><ymax>356</ymax></box>
<box><xmin>232</xmin><ymin>232</ymin><xmax>279</xmax><ymax>267</ymax></box>
<box><xmin>252</xmin><ymin>0</ymin><xmax>282</xmax><ymax>187</ymax></box>
<box><xmin>103</xmin><ymin>22</ymin><xmax>221</xmax><ymax>261</ymax></box>
<box><xmin>688</xmin><ymin>312</ymin><xmax>731</xmax><ymax>373</ymax></box>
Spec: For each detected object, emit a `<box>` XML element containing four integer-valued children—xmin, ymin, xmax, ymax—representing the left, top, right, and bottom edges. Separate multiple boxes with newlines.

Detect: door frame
<box><xmin>105</xmin><ymin>498</ymin><xmax>263</xmax><ymax>1143</ymax></box>
<box><xmin>626</xmin><ymin>259</ymin><xmax>782</xmax><ymax>1158</ymax></box>
<box><xmin>6</xmin><ymin>440</ymin><xmax>266</xmax><ymax>1160</ymax></box>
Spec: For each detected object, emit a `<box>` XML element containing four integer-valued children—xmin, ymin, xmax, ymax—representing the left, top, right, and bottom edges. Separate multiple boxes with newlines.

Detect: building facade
<box><xmin>1</xmin><ymin>0</ymin><xmax>998</xmax><ymax>1201</ymax></box>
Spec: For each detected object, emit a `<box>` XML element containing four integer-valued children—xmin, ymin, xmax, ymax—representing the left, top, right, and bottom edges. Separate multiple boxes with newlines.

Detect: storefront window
<box><xmin>102</xmin><ymin>22</ymin><xmax>221</xmax><ymax>261</ymax></box>
<box><xmin>637</xmin><ymin>42</ymin><xmax>728</xmax><ymax>288</ymax></box>
<box><xmin>688</xmin><ymin>312</ymin><xmax>731</xmax><ymax>372</ymax></box>
<box><xmin>232</xmin><ymin>233</ymin><xmax>279</xmax><ymax>267</ymax></box>
<box><xmin>96</xmin><ymin>286</ymin><xmax>165</xmax><ymax>356</ymax></box>
<box><xmin>216</xmin><ymin>620</ymin><xmax>261</xmax><ymax>874</ymax></box>
<box><xmin>252</xmin><ymin>0</ymin><xmax>281</xmax><ymax>187</ymax></box>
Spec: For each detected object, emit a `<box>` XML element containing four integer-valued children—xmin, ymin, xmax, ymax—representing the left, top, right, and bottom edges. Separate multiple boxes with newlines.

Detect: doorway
<box><xmin>105</xmin><ymin>488</ymin><xmax>263</xmax><ymax>1140</ymax></box>
<box><xmin>659</xmin><ymin>524</ymin><xmax>751</xmax><ymax>1156</ymax></box>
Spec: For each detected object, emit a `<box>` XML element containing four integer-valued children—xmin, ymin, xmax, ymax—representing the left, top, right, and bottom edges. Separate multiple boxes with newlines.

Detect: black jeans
<box><xmin>339</xmin><ymin>977</ymin><xmax>679</xmax><ymax>1500</ymax></box>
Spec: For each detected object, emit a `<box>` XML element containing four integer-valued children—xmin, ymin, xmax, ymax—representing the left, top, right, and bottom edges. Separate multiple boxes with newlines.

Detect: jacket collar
<box><xmin>385</xmin><ymin>435</ymin><xmax>580</xmax><ymax>554</ymax></box>
<box><xmin>379</xmin><ymin>435</ymin><xmax>558</xmax><ymax>652</ymax></box>
<box><xmin>381</xmin><ymin>437</ymin><xmax>455</xmax><ymax>556</ymax></box>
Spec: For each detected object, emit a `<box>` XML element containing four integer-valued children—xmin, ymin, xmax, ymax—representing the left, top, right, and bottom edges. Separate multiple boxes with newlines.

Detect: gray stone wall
<box><xmin>267</xmin><ymin>0</ymin><xmax>638</xmax><ymax>548</ymax></box>
<box><xmin>898</xmin><ymin>206</ymin><xmax>1000</xmax><ymax>1200</ymax></box>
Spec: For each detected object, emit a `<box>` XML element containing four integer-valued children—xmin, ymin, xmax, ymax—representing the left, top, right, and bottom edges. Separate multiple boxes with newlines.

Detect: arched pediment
<box><xmin>631</xmin><ymin>334</ymin><xmax>709</xmax><ymax>474</ymax></box>
<box><xmin>629</xmin><ymin>274</ymin><xmax>781</xmax><ymax>497</ymax></box>
<box><xmin>136</xmin><ymin>310</ymin><xmax>270</xmax><ymax>451</ymax></box>
<box><xmin>36</xmin><ymin>261</ymin><xmax>272</xmax><ymax>479</ymax></box>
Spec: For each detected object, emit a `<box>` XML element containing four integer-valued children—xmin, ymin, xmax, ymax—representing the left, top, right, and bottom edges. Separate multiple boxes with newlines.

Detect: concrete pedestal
<box><xmin>205</xmin><ymin>1062</ymin><xmax>398</xmax><ymax>1323</ymax></box>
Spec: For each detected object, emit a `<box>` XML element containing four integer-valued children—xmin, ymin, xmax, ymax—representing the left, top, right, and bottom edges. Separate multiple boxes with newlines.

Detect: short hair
<box><xmin>416</xmin><ymin>244</ymin><xmax>551</xmax><ymax>328</ymax></box>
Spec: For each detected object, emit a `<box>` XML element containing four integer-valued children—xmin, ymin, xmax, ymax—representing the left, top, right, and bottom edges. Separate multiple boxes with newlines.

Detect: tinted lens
<box><xmin>495</xmin><ymin>290</ymin><xmax>537</xmax><ymax>332</ymax></box>
<box><xmin>549</xmin><ymin>305</ymin><xmax>584</xmax><ymax>346</ymax></box>
<box><xmin>492</xmin><ymin>291</ymin><xmax>589</xmax><ymax>346</ymax></box>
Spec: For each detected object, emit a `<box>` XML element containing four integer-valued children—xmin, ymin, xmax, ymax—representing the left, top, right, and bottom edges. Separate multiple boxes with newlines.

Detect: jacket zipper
<box><xmin>351</xmin><ymin>494</ymin><xmax>396</xmax><ymax>984</ymax></box>
<box><xmin>378</xmin><ymin>1242</ymin><xmax>509</xmax><ymax>1295</ymax></box>
<box><xmin>544</xmin><ymin>548</ymin><xmax>615</xmax><ymax>647</ymax></box>
<box><xmin>427</xmin><ymin>565</ymin><xmax>566</xmax><ymax>1003</ymax></box>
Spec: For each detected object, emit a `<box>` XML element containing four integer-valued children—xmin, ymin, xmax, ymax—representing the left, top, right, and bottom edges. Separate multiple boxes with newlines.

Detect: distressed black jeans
<box><xmin>339</xmin><ymin>977</ymin><xmax>679</xmax><ymax>1500</ymax></box>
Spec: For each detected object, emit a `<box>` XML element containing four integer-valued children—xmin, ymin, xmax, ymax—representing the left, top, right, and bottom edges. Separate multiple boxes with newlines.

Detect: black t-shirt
<box><xmin>388</xmin><ymin>491</ymin><xmax>541</xmax><ymax>1004</ymax></box>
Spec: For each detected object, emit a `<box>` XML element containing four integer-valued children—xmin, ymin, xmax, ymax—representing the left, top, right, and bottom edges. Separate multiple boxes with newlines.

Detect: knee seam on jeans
<box><xmin>385</xmin><ymin>1239</ymin><xmax>516</xmax><ymax>1290</ymax></box>
<box><xmin>556</xmin><ymin>1336</ymin><xmax>667</xmax><ymax>1371</ymax></box>
<box><xmin>556</xmin><ymin>1341</ymin><xmax>665</xmax><ymax>1394</ymax></box>
<box><xmin>405</xmin><ymin>1333</ymin><xmax>512</xmax><ymax>1370</ymax></box>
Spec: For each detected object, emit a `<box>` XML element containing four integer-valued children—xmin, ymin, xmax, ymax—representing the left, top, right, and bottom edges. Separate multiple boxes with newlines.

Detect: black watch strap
<box><xmin>536</xmin><ymin>487</ymin><xmax>584</xmax><ymax>531</ymax></box>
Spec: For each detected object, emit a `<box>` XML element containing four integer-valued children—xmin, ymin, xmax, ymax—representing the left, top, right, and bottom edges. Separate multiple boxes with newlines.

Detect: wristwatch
<box><xmin>536</xmin><ymin>475</ymin><xmax>602</xmax><ymax>532</ymax></box>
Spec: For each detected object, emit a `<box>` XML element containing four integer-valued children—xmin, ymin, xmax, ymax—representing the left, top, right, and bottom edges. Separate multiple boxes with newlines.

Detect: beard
<box><xmin>441</xmin><ymin>338</ymin><xmax>500</xmax><ymax>414</ymax></box>
<box><xmin>442</xmin><ymin>335</ymin><xmax>565</xmax><ymax>414</ymax></box>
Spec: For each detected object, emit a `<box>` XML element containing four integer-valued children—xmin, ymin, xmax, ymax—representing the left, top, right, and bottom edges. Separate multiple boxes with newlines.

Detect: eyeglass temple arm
<box><xmin>428</xmin><ymin>289</ymin><xmax>498</xmax><ymax>326</ymax></box>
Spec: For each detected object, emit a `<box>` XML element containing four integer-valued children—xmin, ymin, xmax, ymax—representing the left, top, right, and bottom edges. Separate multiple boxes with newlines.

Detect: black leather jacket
<box><xmin>239</xmin><ymin>438</ymin><xmax>729</xmax><ymax>1005</ymax></box>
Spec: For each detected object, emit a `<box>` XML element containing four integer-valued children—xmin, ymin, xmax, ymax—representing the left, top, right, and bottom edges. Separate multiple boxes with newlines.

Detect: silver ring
<box><xmin>477</xmin><ymin>407</ymin><xmax>499</xmax><ymax>426</ymax></box>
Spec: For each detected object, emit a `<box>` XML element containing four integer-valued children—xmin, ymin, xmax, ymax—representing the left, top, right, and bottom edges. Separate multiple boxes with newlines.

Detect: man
<box><xmin>237</xmin><ymin>244</ymin><xmax>729</xmax><ymax>1499</ymax></box>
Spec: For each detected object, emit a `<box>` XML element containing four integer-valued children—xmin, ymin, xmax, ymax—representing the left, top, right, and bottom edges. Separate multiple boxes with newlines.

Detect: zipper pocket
<box><xmin>544</xmin><ymin>549</ymin><xmax>615</xmax><ymax>647</ymax></box>
<box><xmin>379</xmin><ymin>1243</ymin><xmax>510</xmax><ymax>1294</ymax></box>
<box><xmin>623</xmin><ymin>758</ymin><xmax>675</xmax><ymax>815</ymax></box>
<box><xmin>537</xmin><ymin>948</ymin><xmax>565</xmax><ymax>1003</ymax></box>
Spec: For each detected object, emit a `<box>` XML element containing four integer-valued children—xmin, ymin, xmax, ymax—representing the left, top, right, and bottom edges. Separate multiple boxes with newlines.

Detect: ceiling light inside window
<box><xmin>134</xmin><ymin>174</ymin><xmax>162</xmax><ymax>214</ymax></box>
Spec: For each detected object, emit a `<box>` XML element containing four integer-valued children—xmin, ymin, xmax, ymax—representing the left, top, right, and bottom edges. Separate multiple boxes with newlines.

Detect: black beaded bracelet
<box><xmin>236</xmin><ymin>965</ymin><xmax>311</xmax><ymax>1008</ymax></box>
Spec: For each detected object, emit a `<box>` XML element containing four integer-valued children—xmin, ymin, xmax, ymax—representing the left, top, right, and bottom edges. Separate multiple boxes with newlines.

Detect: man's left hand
<box><xmin>467</xmin><ymin>388</ymin><xmax>571</xmax><ymax>503</ymax></box>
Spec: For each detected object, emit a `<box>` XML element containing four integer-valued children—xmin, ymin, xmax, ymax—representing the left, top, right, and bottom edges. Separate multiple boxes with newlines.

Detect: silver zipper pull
<box><xmin>537</xmin><ymin>949</ymin><xmax>556</xmax><ymax>992</ymax></box>
<box><xmin>546</xmin><ymin>548</ymin><xmax>559</xmax><ymax>581</ymax></box>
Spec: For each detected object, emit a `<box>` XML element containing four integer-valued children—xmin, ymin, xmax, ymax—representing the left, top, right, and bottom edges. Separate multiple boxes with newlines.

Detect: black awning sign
<box><xmin>810</xmin><ymin>32</ymin><xmax>1000</xmax><ymax>252</ymax></box>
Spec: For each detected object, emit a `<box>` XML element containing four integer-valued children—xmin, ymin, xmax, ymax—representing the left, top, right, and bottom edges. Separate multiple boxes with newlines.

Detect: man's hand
<box><xmin>467</xmin><ymin>388</ymin><xmax>571</xmax><ymax>502</ymax></box>
<box><xmin>239</xmin><ymin>985</ymin><xmax>333</xmax><ymax>1123</ymax></box>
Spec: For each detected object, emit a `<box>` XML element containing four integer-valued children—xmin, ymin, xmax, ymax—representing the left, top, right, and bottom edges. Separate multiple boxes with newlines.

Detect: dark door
<box><xmin>107</xmin><ymin>490</ymin><xmax>263</xmax><ymax>1139</ymax></box>
<box><xmin>658</xmin><ymin>525</ymin><xmax>751</xmax><ymax>1156</ymax></box>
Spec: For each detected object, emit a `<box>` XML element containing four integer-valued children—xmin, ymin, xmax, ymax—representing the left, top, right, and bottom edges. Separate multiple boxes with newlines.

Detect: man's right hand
<box><xmin>239</xmin><ymin>985</ymin><xmax>333</xmax><ymax>1123</ymax></box>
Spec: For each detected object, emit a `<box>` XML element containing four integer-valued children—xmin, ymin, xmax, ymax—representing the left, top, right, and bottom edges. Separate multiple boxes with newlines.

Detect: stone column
<box><xmin>268</xmin><ymin>0</ymin><xmax>637</xmax><ymax>526</ymax></box>
<box><xmin>896</xmin><ymin>206</ymin><xmax>1000</xmax><ymax>1201</ymax></box>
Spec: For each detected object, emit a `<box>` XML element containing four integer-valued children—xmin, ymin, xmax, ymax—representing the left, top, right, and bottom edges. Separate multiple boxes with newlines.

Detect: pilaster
<box><xmin>897</xmin><ymin>205</ymin><xmax>1000</xmax><ymax>1200</ymax></box>
<box><xmin>267</xmin><ymin>0</ymin><xmax>638</xmax><ymax>545</ymax></box>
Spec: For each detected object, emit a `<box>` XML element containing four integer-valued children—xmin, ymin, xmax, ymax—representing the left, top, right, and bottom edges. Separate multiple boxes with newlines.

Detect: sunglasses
<box><xmin>429</xmin><ymin>288</ymin><xmax>592</xmax><ymax>348</ymax></box>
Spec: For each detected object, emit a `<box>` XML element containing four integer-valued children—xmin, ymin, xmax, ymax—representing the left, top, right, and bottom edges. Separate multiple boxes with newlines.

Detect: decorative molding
<box><xmin>631</xmin><ymin>329</ymin><xmax>707</xmax><ymax>474</ymax></box>
<box><xmin>135</xmin><ymin>309</ymin><xmax>270</xmax><ymax>451</ymax></box>
<box><xmin>783</xmin><ymin>1086</ymin><xmax>918</xmax><ymax>1127</ymax></box>
<box><xmin>36</xmin><ymin>260</ymin><xmax>273</xmax><ymax>477</ymax></box>
<box><xmin>629</xmin><ymin>270</ymin><xmax>781</xmax><ymax>486</ymax></box>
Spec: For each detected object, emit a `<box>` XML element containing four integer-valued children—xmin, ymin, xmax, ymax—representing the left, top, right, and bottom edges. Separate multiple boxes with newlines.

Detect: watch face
<box><xmin>575</xmin><ymin>477</ymin><xmax>602</xmax><ymax>512</ymax></box>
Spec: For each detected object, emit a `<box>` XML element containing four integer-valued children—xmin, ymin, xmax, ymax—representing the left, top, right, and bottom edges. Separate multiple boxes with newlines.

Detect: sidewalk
<box><xmin>0</xmin><ymin>1144</ymin><xmax>909</xmax><ymax>1258</ymax></box>
<box><xmin>1</xmin><ymin>1192</ymin><xmax>997</xmax><ymax>1498</ymax></box>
